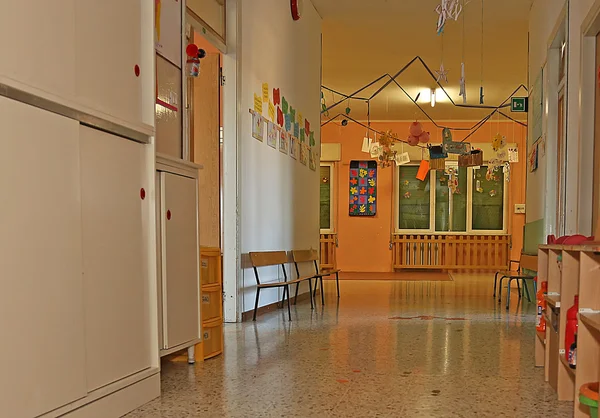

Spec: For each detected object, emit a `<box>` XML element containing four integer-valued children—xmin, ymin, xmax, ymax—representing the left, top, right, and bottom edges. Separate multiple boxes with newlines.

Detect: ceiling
<box><xmin>313</xmin><ymin>0</ymin><xmax>532</xmax><ymax>122</ymax></box>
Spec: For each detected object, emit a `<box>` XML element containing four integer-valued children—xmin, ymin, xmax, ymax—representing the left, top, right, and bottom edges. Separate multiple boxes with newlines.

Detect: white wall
<box><xmin>527</xmin><ymin>0</ymin><xmax>564</xmax><ymax>233</ymax></box>
<box><xmin>527</xmin><ymin>0</ymin><xmax>599</xmax><ymax>237</ymax></box>
<box><xmin>239</xmin><ymin>0</ymin><xmax>322</xmax><ymax>313</ymax></box>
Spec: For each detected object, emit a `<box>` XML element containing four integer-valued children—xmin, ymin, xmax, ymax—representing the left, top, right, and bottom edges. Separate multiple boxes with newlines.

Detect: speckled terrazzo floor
<box><xmin>127</xmin><ymin>274</ymin><xmax>573</xmax><ymax>417</ymax></box>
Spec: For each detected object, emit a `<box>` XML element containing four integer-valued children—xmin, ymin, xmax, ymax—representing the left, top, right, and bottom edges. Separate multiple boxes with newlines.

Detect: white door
<box><xmin>161</xmin><ymin>172</ymin><xmax>200</xmax><ymax>349</ymax></box>
<box><xmin>79</xmin><ymin>126</ymin><xmax>151</xmax><ymax>391</ymax></box>
<box><xmin>0</xmin><ymin>97</ymin><xmax>87</xmax><ymax>417</ymax></box>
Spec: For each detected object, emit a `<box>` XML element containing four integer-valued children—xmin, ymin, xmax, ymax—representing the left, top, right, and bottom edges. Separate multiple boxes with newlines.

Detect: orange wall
<box><xmin>322</xmin><ymin>120</ymin><xmax>527</xmax><ymax>273</ymax></box>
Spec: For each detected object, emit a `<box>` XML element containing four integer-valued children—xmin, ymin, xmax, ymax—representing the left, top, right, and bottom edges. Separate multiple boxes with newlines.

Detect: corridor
<box><xmin>127</xmin><ymin>276</ymin><xmax>571</xmax><ymax>417</ymax></box>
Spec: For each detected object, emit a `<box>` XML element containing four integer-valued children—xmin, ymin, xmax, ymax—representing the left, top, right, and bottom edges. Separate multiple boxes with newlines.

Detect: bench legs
<box><xmin>293</xmin><ymin>279</ymin><xmax>314</xmax><ymax>309</ymax></box>
<box><xmin>285</xmin><ymin>284</ymin><xmax>292</xmax><ymax>321</ymax></box>
<box><xmin>253</xmin><ymin>287</ymin><xmax>261</xmax><ymax>321</ymax></box>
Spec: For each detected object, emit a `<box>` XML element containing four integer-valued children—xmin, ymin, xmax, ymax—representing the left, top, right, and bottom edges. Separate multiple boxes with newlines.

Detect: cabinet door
<box><xmin>161</xmin><ymin>172</ymin><xmax>200</xmax><ymax>349</ymax></box>
<box><xmin>80</xmin><ymin>126</ymin><xmax>151</xmax><ymax>391</ymax></box>
<box><xmin>0</xmin><ymin>97</ymin><xmax>87</xmax><ymax>417</ymax></box>
<box><xmin>75</xmin><ymin>1</ymin><xmax>142</xmax><ymax>126</ymax></box>
<box><xmin>0</xmin><ymin>0</ymin><xmax>76</xmax><ymax>101</ymax></box>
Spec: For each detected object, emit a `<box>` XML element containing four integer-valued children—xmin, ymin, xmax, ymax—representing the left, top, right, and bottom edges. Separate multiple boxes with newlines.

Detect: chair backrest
<box><xmin>292</xmin><ymin>249</ymin><xmax>318</xmax><ymax>263</ymax></box>
<box><xmin>520</xmin><ymin>253</ymin><xmax>538</xmax><ymax>272</ymax></box>
<box><xmin>249</xmin><ymin>251</ymin><xmax>287</xmax><ymax>267</ymax></box>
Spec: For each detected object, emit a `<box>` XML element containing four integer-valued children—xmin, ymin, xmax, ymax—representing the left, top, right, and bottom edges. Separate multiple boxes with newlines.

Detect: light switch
<box><xmin>514</xmin><ymin>204</ymin><xmax>526</xmax><ymax>214</ymax></box>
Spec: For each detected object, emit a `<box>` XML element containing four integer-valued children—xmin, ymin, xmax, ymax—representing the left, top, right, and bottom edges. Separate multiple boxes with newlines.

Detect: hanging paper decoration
<box><xmin>435</xmin><ymin>62</ymin><xmax>449</xmax><ymax>83</ymax></box>
<box><xmin>492</xmin><ymin>133</ymin><xmax>506</xmax><ymax>151</ymax></box>
<box><xmin>408</xmin><ymin>122</ymin><xmax>430</xmax><ymax>145</ymax></box>
<box><xmin>458</xmin><ymin>149</ymin><xmax>483</xmax><ymax>167</ymax></box>
<box><xmin>435</xmin><ymin>0</ymin><xmax>464</xmax><ymax>34</ymax></box>
<box><xmin>459</xmin><ymin>63</ymin><xmax>467</xmax><ymax>103</ymax></box>
<box><xmin>273</xmin><ymin>88</ymin><xmax>281</xmax><ymax>106</ymax></box>
<box><xmin>349</xmin><ymin>161</ymin><xmax>377</xmax><ymax>216</ymax></box>
<box><xmin>416</xmin><ymin>160</ymin><xmax>430</xmax><ymax>180</ymax></box>
<box><xmin>442</xmin><ymin>128</ymin><xmax>471</xmax><ymax>155</ymax></box>
<box><xmin>361</xmin><ymin>137</ymin><xmax>373</xmax><ymax>153</ymax></box>
<box><xmin>428</xmin><ymin>144</ymin><xmax>447</xmax><ymax>170</ymax></box>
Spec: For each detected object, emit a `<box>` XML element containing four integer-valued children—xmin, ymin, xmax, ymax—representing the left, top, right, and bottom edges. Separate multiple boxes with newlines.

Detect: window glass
<box><xmin>435</xmin><ymin>167</ymin><xmax>467</xmax><ymax>232</ymax></box>
<box><xmin>398</xmin><ymin>166</ymin><xmax>431</xmax><ymax>230</ymax></box>
<box><xmin>472</xmin><ymin>166</ymin><xmax>504</xmax><ymax>230</ymax></box>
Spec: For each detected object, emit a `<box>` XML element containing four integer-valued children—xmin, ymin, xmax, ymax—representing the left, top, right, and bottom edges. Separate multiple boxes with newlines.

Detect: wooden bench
<box><xmin>292</xmin><ymin>250</ymin><xmax>341</xmax><ymax>305</ymax></box>
<box><xmin>249</xmin><ymin>251</ymin><xmax>312</xmax><ymax>321</ymax></box>
<box><xmin>494</xmin><ymin>253</ymin><xmax>538</xmax><ymax>310</ymax></box>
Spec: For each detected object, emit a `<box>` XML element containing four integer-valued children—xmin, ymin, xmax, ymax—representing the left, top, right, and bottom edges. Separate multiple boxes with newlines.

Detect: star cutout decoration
<box><xmin>459</xmin><ymin>63</ymin><xmax>466</xmax><ymax>103</ymax></box>
<box><xmin>435</xmin><ymin>62</ymin><xmax>449</xmax><ymax>83</ymax></box>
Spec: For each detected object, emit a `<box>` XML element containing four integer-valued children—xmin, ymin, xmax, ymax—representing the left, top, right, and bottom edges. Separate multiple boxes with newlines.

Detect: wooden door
<box><xmin>594</xmin><ymin>33</ymin><xmax>600</xmax><ymax>237</ymax></box>
<box><xmin>161</xmin><ymin>172</ymin><xmax>200</xmax><ymax>349</ymax></box>
<box><xmin>79</xmin><ymin>126</ymin><xmax>151</xmax><ymax>391</ymax></box>
<box><xmin>0</xmin><ymin>97</ymin><xmax>87</xmax><ymax>416</ymax></box>
<box><xmin>192</xmin><ymin>52</ymin><xmax>221</xmax><ymax>248</ymax></box>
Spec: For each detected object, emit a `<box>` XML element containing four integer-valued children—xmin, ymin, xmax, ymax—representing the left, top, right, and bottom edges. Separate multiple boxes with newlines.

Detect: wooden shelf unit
<box><xmin>199</xmin><ymin>247</ymin><xmax>224</xmax><ymax>360</ymax></box>
<box><xmin>537</xmin><ymin>245</ymin><xmax>600</xmax><ymax>417</ymax></box>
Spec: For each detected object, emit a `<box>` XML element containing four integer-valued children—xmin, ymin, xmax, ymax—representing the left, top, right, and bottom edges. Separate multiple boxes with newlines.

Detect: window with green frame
<box><xmin>397</xmin><ymin>165</ymin><xmax>505</xmax><ymax>233</ymax></box>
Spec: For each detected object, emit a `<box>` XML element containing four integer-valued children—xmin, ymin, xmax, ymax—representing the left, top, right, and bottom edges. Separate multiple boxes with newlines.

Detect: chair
<box><xmin>249</xmin><ymin>251</ymin><xmax>303</xmax><ymax>321</ymax></box>
<box><xmin>494</xmin><ymin>253</ymin><xmax>537</xmax><ymax>310</ymax></box>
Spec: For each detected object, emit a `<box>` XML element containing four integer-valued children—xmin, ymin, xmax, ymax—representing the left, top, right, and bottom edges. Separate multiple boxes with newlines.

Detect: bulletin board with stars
<box><xmin>349</xmin><ymin>161</ymin><xmax>377</xmax><ymax>216</ymax></box>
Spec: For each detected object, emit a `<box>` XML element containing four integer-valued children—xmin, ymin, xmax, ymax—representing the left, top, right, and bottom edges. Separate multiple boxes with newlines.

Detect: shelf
<box><xmin>544</xmin><ymin>294</ymin><xmax>561</xmax><ymax>308</ymax></box>
<box><xmin>540</xmin><ymin>243</ymin><xmax>600</xmax><ymax>253</ymax></box>
<box><xmin>560</xmin><ymin>354</ymin><xmax>576</xmax><ymax>377</ymax></box>
<box><xmin>201</xmin><ymin>283</ymin><xmax>222</xmax><ymax>292</ymax></box>
<box><xmin>542</xmin><ymin>310</ymin><xmax>552</xmax><ymax>326</ymax></box>
<box><xmin>580</xmin><ymin>312</ymin><xmax>600</xmax><ymax>333</ymax></box>
<box><xmin>536</xmin><ymin>330</ymin><xmax>546</xmax><ymax>345</ymax></box>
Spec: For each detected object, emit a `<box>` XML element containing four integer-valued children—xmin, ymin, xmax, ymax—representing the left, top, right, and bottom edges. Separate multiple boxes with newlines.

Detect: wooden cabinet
<box><xmin>160</xmin><ymin>171</ymin><xmax>201</xmax><ymax>349</ymax></box>
<box><xmin>79</xmin><ymin>126</ymin><xmax>151</xmax><ymax>391</ymax></box>
<box><xmin>200</xmin><ymin>248</ymin><xmax>224</xmax><ymax>359</ymax></box>
<box><xmin>0</xmin><ymin>97</ymin><xmax>87</xmax><ymax>417</ymax></box>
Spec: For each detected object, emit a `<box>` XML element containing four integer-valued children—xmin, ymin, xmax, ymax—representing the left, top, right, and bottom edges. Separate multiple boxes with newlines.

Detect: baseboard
<box><xmin>241</xmin><ymin>290</ymin><xmax>315</xmax><ymax>322</ymax></box>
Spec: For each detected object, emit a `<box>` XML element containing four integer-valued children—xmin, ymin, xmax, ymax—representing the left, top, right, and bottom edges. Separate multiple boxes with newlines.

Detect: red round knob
<box><xmin>166</xmin><ymin>210</ymin><xmax>171</xmax><ymax>220</ymax></box>
<box><xmin>134</xmin><ymin>65</ymin><xmax>140</xmax><ymax>77</ymax></box>
<box><xmin>140</xmin><ymin>188</ymin><xmax>146</xmax><ymax>200</ymax></box>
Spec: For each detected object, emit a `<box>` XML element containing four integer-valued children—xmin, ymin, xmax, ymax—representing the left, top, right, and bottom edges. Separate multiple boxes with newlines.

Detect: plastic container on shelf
<box><xmin>580</xmin><ymin>382</ymin><xmax>599</xmax><ymax>418</ymax></box>
<box><xmin>536</xmin><ymin>281</ymin><xmax>547</xmax><ymax>332</ymax></box>
<box><xmin>568</xmin><ymin>333</ymin><xmax>577</xmax><ymax>369</ymax></box>
<box><xmin>565</xmin><ymin>295</ymin><xmax>579</xmax><ymax>352</ymax></box>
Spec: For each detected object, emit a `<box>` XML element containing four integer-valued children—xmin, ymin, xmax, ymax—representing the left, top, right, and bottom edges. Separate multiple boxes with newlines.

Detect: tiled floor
<box><xmin>127</xmin><ymin>274</ymin><xmax>573</xmax><ymax>417</ymax></box>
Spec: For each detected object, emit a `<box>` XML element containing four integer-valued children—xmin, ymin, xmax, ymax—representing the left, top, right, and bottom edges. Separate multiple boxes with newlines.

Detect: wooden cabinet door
<box><xmin>0</xmin><ymin>97</ymin><xmax>87</xmax><ymax>417</ymax></box>
<box><xmin>161</xmin><ymin>172</ymin><xmax>200</xmax><ymax>349</ymax></box>
<box><xmin>75</xmin><ymin>0</ymin><xmax>143</xmax><ymax>126</ymax></box>
<box><xmin>79</xmin><ymin>126</ymin><xmax>151</xmax><ymax>391</ymax></box>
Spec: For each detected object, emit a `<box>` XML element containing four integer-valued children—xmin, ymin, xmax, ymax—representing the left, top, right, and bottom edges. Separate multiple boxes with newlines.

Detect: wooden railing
<box><xmin>392</xmin><ymin>234</ymin><xmax>510</xmax><ymax>270</ymax></box>
<box><xmin>319</xmin><ymin>233</ymin><xmax>337</xmax><ymax>270</ymax></box>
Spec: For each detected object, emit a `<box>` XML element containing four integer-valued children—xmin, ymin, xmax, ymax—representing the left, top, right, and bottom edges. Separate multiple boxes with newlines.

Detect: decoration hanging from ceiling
<box><xmin>436</xmin><ymin>62</ymin><xmax>449</xmax><ymax>84</ymax></box>
<box><xmin>459</xmin><ymin>63</ymin><xmax>467</xmax><ymax>104</ymax></box>
<box><xmin>408</xmin><ymin>121</ymin><xmax>430</xmax><ymax>146</ymax></box>
<box><xmin>436</xmin><ymin>0</ymin><xmax>464</xmax><ymax>34</ymax></box>
<box><xmin>479</xmin><ymin>0</ymin><xmax>485</xmax><ymax>104</ymax></box>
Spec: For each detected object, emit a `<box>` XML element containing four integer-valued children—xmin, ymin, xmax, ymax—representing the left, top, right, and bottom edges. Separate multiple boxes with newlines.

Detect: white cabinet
<box><xmin>0</xmin><ymin>0</ymin><xmax>76</xmax><ymax>100</ymax></box>
<box><xmin>156</xmin><ymin>157</ymin><xmax>202</xmax><ymax>355</ymax></box>
<box><xmin>79</xmin><ymin>126</ymin><xmax>151</xmax><ymax>391</ymax></box>
<box><xmin>0</xmin><ymin>97</ymin><xmax>87</xmax><ymax>417</ymax></box>
<box><xmin>75</xmin><ymin>0</ymin><xmax>143</xmax><ymax>126</ymax></box>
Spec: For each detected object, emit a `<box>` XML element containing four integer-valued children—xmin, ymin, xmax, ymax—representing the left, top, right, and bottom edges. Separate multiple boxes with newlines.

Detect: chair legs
<box><xmin>253</xmin><ymin>288</ymin><xmax>261</xmax><ymax>321</ymax></box>
<box><xmin>335</xmin><ymin>272</ymin><xmax>340</xmax><ymax>298</ymax></box>
<box><xmin>498</xmin><ymin>275</ymin><xmax>507</xmax><ymax>302</ymax></box>
<box><xmin>308</xmin><ymin>279</ymin><xmax>314</xmax><ymax>309</ymax></box>
<box><xmin>294</xmin><ymin>282</ymin><xmax>300</xmax><ymax>305</ymax></box>
<box><xmin>506</xmin><ymin>278</ymin><xmax>512</xmax><ymax>310</ymax></box>
<box><xmin>522</xmin><ymin>279</ymin><xmax>532</xmax><ymax>302</ymax></box>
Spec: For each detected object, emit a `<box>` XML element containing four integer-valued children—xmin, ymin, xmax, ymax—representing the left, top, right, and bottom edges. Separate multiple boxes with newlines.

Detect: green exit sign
<box><xmin>511</xmin><ymin>97</ymin><xmax>528</xmax><ymax>112</ymax></box>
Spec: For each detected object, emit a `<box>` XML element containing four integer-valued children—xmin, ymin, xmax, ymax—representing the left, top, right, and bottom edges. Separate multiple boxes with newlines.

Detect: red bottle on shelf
<box><xmin>565</xmin><ymin>295</ymin><xmax>579</xmax><ymax>352</ymax></box>
<box><xmin>536</xmin><ymin>281</ymin><xmax>547</xmax><ymax>332</ymax></box>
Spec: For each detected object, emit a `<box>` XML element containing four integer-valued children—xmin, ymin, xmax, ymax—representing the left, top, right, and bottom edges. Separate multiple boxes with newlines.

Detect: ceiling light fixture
<box><xmin>431</xmin><ymin>89</ymin><xmax>436</xmax><ymax>108</ymax></box>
